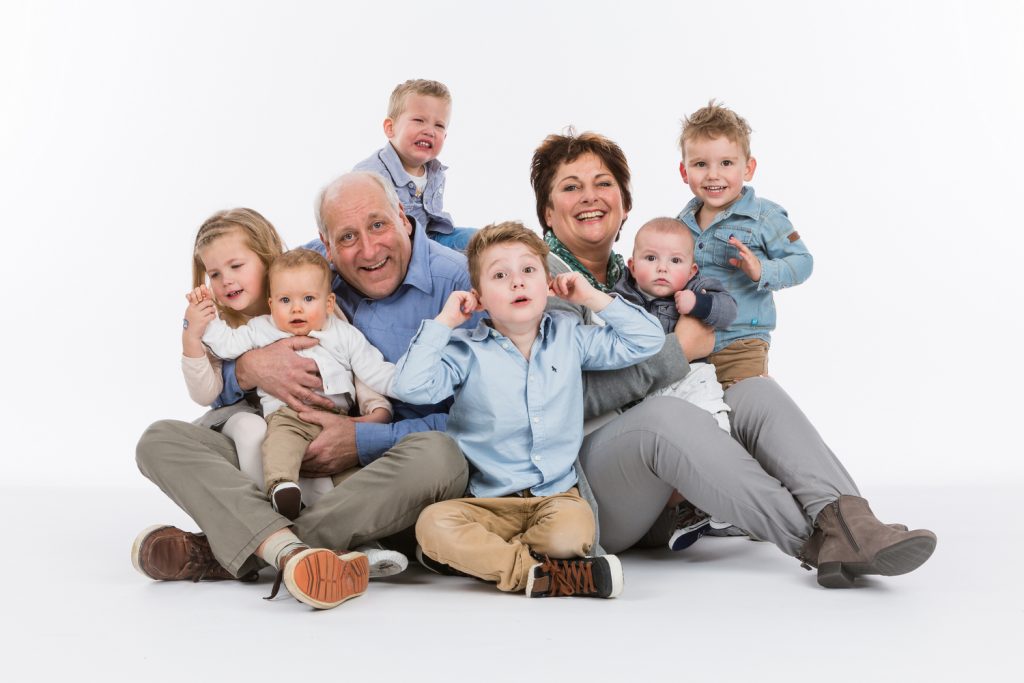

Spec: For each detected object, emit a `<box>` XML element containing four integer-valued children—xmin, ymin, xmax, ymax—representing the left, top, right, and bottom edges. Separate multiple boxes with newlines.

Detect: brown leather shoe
<box><xmin>131</xmin><ymin>524</ymin><xmax>258</xmax><ymax>582</ymax></box>
<box><xmin>266</xmin><ymin>548</ymin><xmax>369</xmax><ymax>609</ymax></box>
<box><xmin>803</xmin><ymin>496</ymin><xmax>936</xmax><ymax>588</ymax></box>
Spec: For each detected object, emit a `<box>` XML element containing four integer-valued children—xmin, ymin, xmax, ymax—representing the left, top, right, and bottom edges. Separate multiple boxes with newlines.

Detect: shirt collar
<box><xmin>682</xmin><ymin>185</ymin><xmax>759</xmax><ymax>223</ymax></box>
<box><xmin>468</xmin><ymin>312</ymin><xmax>555</xmax><ymax>343</ymax></box>
<box><xmin>379</xmin><ymin>142</ymin><xmax>447</xmax><ymax>187</ymax></box>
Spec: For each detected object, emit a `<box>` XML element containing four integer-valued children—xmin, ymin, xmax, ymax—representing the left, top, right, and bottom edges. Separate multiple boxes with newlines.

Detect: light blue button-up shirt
<box><xmin>677</xmin><ymin>186</ymin><xmax>813</xmax><ymax>350</ymax></box>
<box><xmin>391</xmin><ymin>297</ymin><xmax>664</xmax><ymax>498</ymax></box>
<box><xmin>353</xmin><ymin>142</ymin><xmax>455</xmax><ymax>236</ymax></box>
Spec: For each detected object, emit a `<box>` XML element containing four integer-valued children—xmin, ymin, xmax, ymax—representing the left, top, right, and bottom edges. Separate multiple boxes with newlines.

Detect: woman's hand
<box><xmin>549</xmin><ymin>272</ymin><xmax>613</xmax><ymax>312</ymax></box>
<box><xmin>436</xmin><ymin>290</ymin><xmax>480</xmax><ymax>328</ymax></box>
<box><xmin>728</xmin><ymin>236</ymin><xmax>762</xmax><ymax>282</ymax></box>
<box><xmin>182</xmin><ymin>285</ymin><xmax>216</xmax><ymax>358</ymax></box>
<box><xmin>673</xmin><ymin>316</ymin><xmax>715</xmax><ymax>361</ymax></box>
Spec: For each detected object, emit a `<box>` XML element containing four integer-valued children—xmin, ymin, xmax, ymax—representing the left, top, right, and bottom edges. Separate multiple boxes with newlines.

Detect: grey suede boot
<box><xmin>798</xmin><ymin>522</ymin><xmax>908</xmax><ymax>571</ymax></box>
<box><xmin>799</xmin><ymin>496</ymin><xmax>936</xmax><ymax>588</ymax></box>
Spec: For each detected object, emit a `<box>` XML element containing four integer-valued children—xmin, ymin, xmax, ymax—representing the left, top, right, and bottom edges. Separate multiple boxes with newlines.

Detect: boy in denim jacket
<box><xmin>675</xmin><ymin>101</ymin><xmax>813</xmax><ymax>387</ymax></box>
<box><xmin>353</xmin><ymin>79</ymin><xmax>475</xmax><ymax>251</ymax></box>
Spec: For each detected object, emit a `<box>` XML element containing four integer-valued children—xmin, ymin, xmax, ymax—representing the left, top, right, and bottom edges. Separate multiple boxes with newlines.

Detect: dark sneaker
<box><xmin>414</xmin><ymin>545</ymin><xmax>466</xmax><ymax>577</ymax></box>
<box><xmin>266</xmin><ymin>548</ymin><xmax>369</xmax><ymax>609</ymax></box>
<box><xmin>526</xmin><ymin>555</ymin><xmax>624</xmax><ymax>599</ymax></box>
<box><xmin>270</xmin><ymin>481</ymin><xmax>302</xmax><ymax>521</ymax></box>
<box><xmin>131</xmin><ymin>524</ymin><xmax>257</xmax><ymax>582</ymax></box>
<box><xmin>668</xmin><ymin>502</ymin><xmax>712</xmax><ymax>551</ymax></box>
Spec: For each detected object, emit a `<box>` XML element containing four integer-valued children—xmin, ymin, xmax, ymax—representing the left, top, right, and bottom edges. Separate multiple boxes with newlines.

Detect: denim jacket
<box><xmin>677</xmin><ymin>186</ymin><xmax>812</xmax><ymax>350</ymax></box>
<box><xmin>353</xmin><ymin>142</ymin><xmax>455</xmax><ymax>236</ymax></box>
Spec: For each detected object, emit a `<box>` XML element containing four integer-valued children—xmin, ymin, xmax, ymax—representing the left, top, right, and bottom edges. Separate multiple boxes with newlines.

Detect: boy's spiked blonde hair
<box><xmin>192</xmin><ymin>208</ymin><xmax>285</xmax><ymax>328</ymax></box>
<box><xmin>268</xmin><ymin>248</ymin><xmax>333</xmax><ymax>295</ymax></box>
<box><xmin>466</xmin><ymin>221</ymin><xmax>550</xmax><ymax>291</ymax></box>
<box><xmin>387</xmin><ymin>79</ymin><xmax>452</xmax><ymax>120</ymax></box>
<box><xmin>679</xmin><ymin>100</ymin><xmax>753</xmax><ymax>160</ymax></box>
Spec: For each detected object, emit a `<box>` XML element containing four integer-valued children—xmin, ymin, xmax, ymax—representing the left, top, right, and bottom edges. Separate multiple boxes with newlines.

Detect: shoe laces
<box><xmin>673</xmin><ymin>502</ymin><xmax>709</xmax><ymax>531</ymax></box>
<box><xmin>537</xmin><ymin>557</ymin><xmax>596</xmax><ymax>597</ymax></box>
<box><xmin>185</xmin><ymin>534</ymin><xmax>226</xmax><ymax>582</ymax></box>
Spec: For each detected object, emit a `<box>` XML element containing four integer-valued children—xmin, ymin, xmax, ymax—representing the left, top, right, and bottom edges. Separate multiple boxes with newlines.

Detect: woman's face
<box><xmin>544</xmin><ymin>153</ymin><xmax>627</xmax><ymax>256</ymax></box>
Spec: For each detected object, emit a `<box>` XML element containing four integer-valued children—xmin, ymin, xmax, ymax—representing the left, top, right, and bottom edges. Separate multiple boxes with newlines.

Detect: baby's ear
<box><xmin>326</xmin><ymin>292</ymin><xmax>337</xmax><ymax>311</ymax></box>
<box><xmin>383</xmin><ymin>118</ymin><xmax>395</xmax><ymax>139</ymax></box>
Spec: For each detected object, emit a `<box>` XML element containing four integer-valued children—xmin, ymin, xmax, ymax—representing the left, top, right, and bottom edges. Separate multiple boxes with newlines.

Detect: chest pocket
<box><xmin>709</xmin><ymin>226</ymin><xmax>757</xmax><ymax>269</ymax></box>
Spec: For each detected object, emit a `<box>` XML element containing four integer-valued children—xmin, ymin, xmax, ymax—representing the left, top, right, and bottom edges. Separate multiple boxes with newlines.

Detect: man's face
<box><xmin>320</xmin><ymin>178</ymin><xmax>414</xmax><ymax>300</ymax></box>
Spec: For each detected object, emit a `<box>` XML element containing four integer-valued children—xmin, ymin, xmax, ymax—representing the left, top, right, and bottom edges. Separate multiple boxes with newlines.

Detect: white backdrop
<box><xmin>1</xmin><ymin>0</ymin><xmax>1020</xmax><ymax>489</ymax></box>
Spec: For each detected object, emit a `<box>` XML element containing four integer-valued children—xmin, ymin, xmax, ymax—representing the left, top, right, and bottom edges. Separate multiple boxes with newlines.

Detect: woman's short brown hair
<box><xmin>529</xmin><ymin>129</ymin><xmax>632</xmax><ymax>233</ymax></box>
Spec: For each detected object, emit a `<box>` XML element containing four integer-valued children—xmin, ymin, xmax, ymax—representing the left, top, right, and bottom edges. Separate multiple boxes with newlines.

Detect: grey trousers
<box><xmin>136</xmin><ymin>420</ymin><xmax>469</xmax><ymax>577</ymax></box>
<box><xmin>579</xmin><ymin>377</ymin><xmax>859</xmax><ymax>557</ymax></box>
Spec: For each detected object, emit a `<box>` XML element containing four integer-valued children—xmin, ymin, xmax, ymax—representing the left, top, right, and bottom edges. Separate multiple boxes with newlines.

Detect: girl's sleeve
<box><xmin>181</xmin><ymin>352</ymin><xmax>224</xmax><ymax>406</ymax></box>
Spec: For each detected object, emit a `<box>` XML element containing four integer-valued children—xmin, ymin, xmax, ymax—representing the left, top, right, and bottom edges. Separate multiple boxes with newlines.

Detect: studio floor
<box><xmin>5</xmin><ymin>481</ymin><xmax>1020</xmax><ymax>682</ymax></box>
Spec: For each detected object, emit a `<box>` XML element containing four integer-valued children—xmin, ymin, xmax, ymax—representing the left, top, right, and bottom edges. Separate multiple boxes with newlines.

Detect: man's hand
<box><xmin>299</xmin><ymin>410</ymin><xmax>360</xmax><ymax>477</ymax></box>
<box><xmin>436</xmin><ymin>290</ymin><xmax>480</xmax><ymax>329</ymax></box>
<box><xmin>674</xmin><ymin>289</ymin><xmax>697</xmax><ymax>316</ymax></box>
<box><xmin>549</xmin><ymin>272</ymin><xmax>612</xmax><ymax>312</ymax></box>
<box><xmin>674</xmin><ymin>315</ymin><xmax>714</xmax><ymax>361</ymax></box>
<box><xmin>235</xmin><ymin>337</ymin><xmax>333</xmax><ymax>411</ymax></box>
<box><xmin>728</xmin><ymin>236</ymin><xmax>762</xmax><ymax>282</ymax></box>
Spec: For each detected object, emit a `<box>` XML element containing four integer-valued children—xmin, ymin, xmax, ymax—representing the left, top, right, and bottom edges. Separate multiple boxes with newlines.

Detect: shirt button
<box><xmin>751</xmin><ymin>318</ymin><xmax>759</xmax><ymax>325</ymax></box>
<box><xmin>533</xmin><ymin>455</ymin><xmax>541</xmax><ymax>461</ymax></box>
<box><xmin>698</xmin><ymin>242</ymin><xmax>704</xmax><ymax>249</ymax></box>
<box><xmin>533</xmin><ymin>417</ymin><xmax>540</xmax><ymax>423</ymax></box>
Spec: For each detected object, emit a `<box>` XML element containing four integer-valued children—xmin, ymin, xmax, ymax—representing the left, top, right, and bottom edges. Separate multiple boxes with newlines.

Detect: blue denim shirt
<box><xmin>353</xmin><ymin>142</ymin><xmax>455</xmax><ymax>236</ymax></box>
<box><xmin>217</xmin><ymin>224</ymin><xmax>479</xmax><ymax>464</ymax></box>
<box><xmin>391</xmin><ymin>297</ymin><xmax>664</xmax><ymax>498</ymax></box>
<box><xmin>677</xmin><ymin>186</ymin><xmax>813</xmax><ymax>350</ymax></box>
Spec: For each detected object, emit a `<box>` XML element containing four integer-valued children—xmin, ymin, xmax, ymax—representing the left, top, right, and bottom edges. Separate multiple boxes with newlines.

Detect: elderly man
<box><xmin>133</xmin><ymin>172</ymin><xmax>471</xmax><ymax>610</ymax></box>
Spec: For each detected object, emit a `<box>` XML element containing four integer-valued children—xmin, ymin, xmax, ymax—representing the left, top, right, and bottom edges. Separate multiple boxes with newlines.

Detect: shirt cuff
<box><xmin>354</xmin><ymin>422</ymin><xmax>391</xmax><ymax>466</ymax></box>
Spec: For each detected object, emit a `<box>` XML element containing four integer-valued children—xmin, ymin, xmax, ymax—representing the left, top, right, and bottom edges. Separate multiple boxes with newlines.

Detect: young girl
<box><xmin>180</xmin><ymin>208</ymin><xmax>406</xmax><ymax>577</ymax></box>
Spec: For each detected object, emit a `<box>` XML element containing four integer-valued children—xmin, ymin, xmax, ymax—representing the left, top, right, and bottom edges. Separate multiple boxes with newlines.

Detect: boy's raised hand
<box><xmin>436</xmin><ymin>290</ymin><xmax>480</xmax><ymax>329</ymax></box>
<box><xmin>728</xmin><ymin>236</ymin><xmax>762</xmax><ymax>282</ymax></box>
<box><xmin>549</xmin><ymin>272</ymin><xmax>613</xmax><ymax>312</ymax></box>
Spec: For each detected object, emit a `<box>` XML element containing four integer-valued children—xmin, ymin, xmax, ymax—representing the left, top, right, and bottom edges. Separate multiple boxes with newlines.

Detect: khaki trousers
<box><xmin>262</xmin><ymin>407</ymin><xmax>322</xmax><ymax>493</ymax></box>
<box><xmin>707</xmin><ymin>338</ymin><xmax>770</xmax><ymax>388</ymax></box>
<box><xmin>136</xmin><ymin>421</ymin><xmax>468</xmax><ymax>577</ymax></box>
<box><xmin>416</xmin><ymin>487</ymin><xmax>594</xmax><ymax>592</ymax></box>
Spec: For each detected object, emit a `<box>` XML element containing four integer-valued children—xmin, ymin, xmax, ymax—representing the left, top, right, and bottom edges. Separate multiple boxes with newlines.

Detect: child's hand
<box><xmin>436</xmin><ymin>290</ymin><xmax>479</xmax><ymax>328</ymax></box>
<box><xmin>549</xmin><ymin>272</ymin><xmax>612</xmax><ymax>312</ymax></box>
<box><xmin>728</xmin><ymin>236</ymin><xmax>762</xmax><ymax>282</ymax></box>
<box><xmin>353</xmin><ymin>407</ymin><xmax>392</xmax><ymax>425</ymax></box>
<box><xmin>182</xmin><ymin>286</ymin><xmax>217</xmax><ymax>357</ymax></box>
<box><xmin>675</xmin><ymin>289</ymin><xmax>696</xmax><ymax>316</ymax></box>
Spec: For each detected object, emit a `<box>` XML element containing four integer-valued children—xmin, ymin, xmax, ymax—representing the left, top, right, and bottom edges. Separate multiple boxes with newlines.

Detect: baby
<box><xmin>201</xmin><ymin>249</ymin><xmax>396</xmax><ymax>520</ymax></box>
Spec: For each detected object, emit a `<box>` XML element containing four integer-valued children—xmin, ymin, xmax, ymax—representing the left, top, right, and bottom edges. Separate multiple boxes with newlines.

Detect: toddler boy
<box><xmin>391</xmin><ymin>222</ymin><xmax>664</xmax><ymax>598</ymax></box>
<box><xmin>353</xmin><ymin>78</ymin><xmax>475</xmax><ymax>251</ymax></box>
<box><xmin>202</xmin><ymin>249</ymin><xmax>396</xmax><ymax>520</ymax></box>
<box><xmin>676</xmin><ymin>100</ymin><xmax>813</xmax><ymax>387</ymax></box>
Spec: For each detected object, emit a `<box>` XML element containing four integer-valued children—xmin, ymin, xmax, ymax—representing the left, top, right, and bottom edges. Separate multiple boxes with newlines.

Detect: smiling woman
<box><xmin>532</xmin><ymin>130</ymin><xmax>937</xmax><ymax>589</ymax></box>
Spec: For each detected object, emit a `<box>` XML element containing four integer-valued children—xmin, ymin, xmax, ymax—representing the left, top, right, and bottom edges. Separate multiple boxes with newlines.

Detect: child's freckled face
<box><xmin>474</xmin><ymin>243</ymin><xmax>550</xmax><ymax>332</ymax></box>
<box><xmin>628</xmin><ymin>231</ymin><xmax>698</xmax><ymax>298</ymax></box>
<box><xmin>384</xmin><ymin>94</ymin><xmax>451</xmax><ymax>175</ymax></box>
<box><xmin>680</xmin><ymin>136</ymin><xmax>756</xmax><ymax>218</ymax></box>
<box><xmin>268</xmin><ymin>266</ymin><xmax>334</xmax><ymax>337</ymax></box>
<box><xmin>200</xmin><ymin>231</ymin><xmax>268</xmax><ymax>318</ymax></box>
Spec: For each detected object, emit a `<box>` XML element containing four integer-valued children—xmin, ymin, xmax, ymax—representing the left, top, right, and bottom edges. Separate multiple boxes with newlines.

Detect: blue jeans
<box><xmin>429</xmin><ymin>227</ymin><xmax>476</xmax><ymax>252</ymax></box>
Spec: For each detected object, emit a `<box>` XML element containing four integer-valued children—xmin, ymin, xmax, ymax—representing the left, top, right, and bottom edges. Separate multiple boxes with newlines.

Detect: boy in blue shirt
<box><xmin>353</xmin><ymin>79</ymin><xmax>475</xmax><ymax>251</ymax></box>
<box><xmin>391</xmin><ymin>222</ymin><xmax>663</xmax><ymax>598</ymax></box>
<box><xmin>676</xmin><ymin>101</ymin><xmax>813</xmax><ymax>387</ymax></box>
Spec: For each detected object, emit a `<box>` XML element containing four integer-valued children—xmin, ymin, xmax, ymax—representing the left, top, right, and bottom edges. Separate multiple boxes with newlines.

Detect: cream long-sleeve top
<box><xmin>195</xmin><ymin>313</ymin><xmax>395</xmax><ymax>417</ymax></box>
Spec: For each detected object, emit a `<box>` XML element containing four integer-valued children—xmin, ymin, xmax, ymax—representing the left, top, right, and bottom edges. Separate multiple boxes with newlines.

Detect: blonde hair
<box><xmin>192</xmin><ymin>208</ymin><xmax>285</xmax><ymax>328</ymax></box>
<box><xmin>679</xmin><ymin>100</ymin><xmax>753</xmax><ymax>160</ymax></box>
<box><xmin>466</xmin><ymin>221</ymin><xmax>549</xmax><ymax>291</ymax></box>
<box><xmin>268</xmin><ymin>248</ymin><xmax>333</xmax><ymax>294</ymax></box>
<box><xmin>387</xmin><ymin>79</ymin><xmax>451</xmax><ymax>120</ymax></box>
